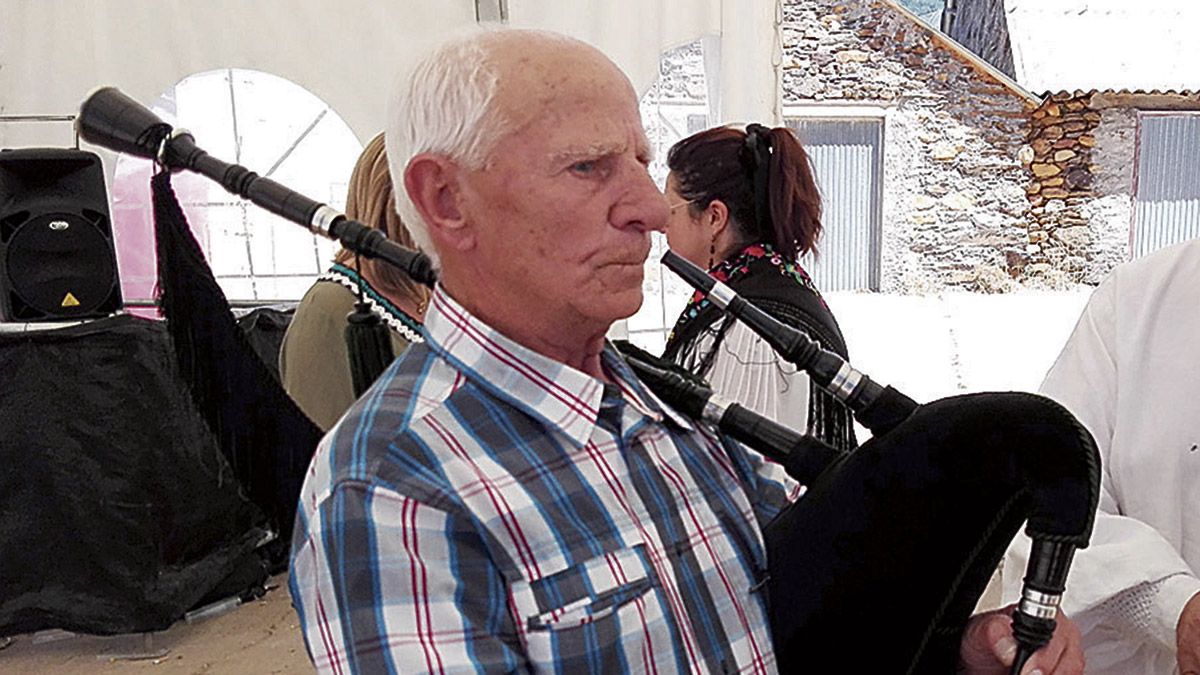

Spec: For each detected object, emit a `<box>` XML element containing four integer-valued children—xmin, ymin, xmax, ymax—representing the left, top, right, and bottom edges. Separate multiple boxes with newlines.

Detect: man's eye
<box><xmin>570</xmin><ymin>160</ymin><xmax>598</xmax><ymax>174</ymax></box>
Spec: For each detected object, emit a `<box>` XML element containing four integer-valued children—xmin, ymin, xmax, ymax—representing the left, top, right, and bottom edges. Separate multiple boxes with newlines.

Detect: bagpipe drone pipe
<box><xmin>641</xmin><ymin>251</ymin><xmax>1101</xmax><ymax>675</ymax></box>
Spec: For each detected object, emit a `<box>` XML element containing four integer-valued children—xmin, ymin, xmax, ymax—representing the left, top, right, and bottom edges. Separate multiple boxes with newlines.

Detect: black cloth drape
<box><xmin>0</xmin><ymin>316</ymin><xmax>270</xmax><ymax>635</ymax></box>
<box><xmin>151</xmin><ymin>171</ymin><xmax>322</xmax><ymax>565</ymax></box>
<box><xmin>234</xmin><ymin>305</ymin><xmax>295</xmax><ymax>383</ymax></box>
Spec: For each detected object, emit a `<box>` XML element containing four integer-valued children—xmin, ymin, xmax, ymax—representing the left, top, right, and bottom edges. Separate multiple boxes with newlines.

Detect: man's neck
<box><xmin>440</xmin><ymin>280</ymin><xmax>613</xmax><ymax>383</ymax></box>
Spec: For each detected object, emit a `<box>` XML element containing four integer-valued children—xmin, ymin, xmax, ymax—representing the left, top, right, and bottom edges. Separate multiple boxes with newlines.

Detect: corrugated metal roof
<box><xmin>1039</xmin><ymin>89</ymin><xmax>1200</xmax><ymax>99</ymax></box>
<box><xmin>1007</xmin><ymin>0</ymin><xmax>1200</xmax><ymax>94</ymax></box>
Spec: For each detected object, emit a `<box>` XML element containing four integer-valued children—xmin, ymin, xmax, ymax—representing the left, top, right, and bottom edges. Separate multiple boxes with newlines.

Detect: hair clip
<box><xmin>742</xmin><ymin>124</ymin><xmax>774</xmax><ymax>234</ymax></box>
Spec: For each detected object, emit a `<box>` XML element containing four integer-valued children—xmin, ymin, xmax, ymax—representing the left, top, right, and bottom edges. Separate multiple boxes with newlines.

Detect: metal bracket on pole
<box><xmin>475</xmin><ymin>0</ymin><xmax>508</xmax><ymax>22</ymax></box>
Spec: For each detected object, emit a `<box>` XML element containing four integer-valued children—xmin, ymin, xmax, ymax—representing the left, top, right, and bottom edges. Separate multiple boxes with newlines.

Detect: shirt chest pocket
<box><xmin>509</xmin><ymin>543</ymin><xmax>658</xmax><ymax>632</ymax></box>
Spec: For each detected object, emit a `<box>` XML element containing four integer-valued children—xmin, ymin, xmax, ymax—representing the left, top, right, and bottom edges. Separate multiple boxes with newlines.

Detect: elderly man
<box><xmin>290</xmin><ymin>28</ymin><xmax>1081</xmax><ymax>674</ymax></box>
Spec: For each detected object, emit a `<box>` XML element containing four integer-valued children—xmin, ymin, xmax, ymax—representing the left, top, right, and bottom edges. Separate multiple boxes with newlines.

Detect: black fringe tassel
<box><xmin>151</xmin><ymin>171</ymin><xmax>322</xmax><ymax>568</ymax></box>
<box><xmin>344</xmin><ymin>301</ymin><xmax>395</xmax><ymax>398</ymax></box>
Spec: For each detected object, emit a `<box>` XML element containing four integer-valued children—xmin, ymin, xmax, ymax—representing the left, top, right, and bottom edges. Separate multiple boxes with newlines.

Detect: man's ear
<box><xmin>404</xmin><ymin>153</ymin><xmax>474</xmax><ymax>252</ymax></box>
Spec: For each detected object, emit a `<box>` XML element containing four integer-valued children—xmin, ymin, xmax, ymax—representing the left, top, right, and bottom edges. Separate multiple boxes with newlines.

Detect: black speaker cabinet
<box><xmin>0</xmin><ymin>148</ymin><xmax>123</xmax><ymax>321</ymax></box>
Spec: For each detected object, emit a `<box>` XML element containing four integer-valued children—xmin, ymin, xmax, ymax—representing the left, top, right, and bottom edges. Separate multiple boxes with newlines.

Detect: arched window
<box><xmin>110</xmin><ymin>69</ymin><xmax>363</xmax><ymax>306</ymax></box>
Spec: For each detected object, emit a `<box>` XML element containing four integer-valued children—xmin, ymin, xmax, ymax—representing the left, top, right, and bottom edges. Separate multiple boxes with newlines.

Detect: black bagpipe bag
<box><xmin>764</xmin><ymin>391</ymin><xmax>1098</xmax><ymax>674</ymax></box>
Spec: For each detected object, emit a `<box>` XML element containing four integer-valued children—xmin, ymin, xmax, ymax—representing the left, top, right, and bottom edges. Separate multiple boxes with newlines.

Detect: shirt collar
<box><xmin>599</xmin><ymin>348</ymin><xmax>695</xmax><ymax>432</ymax></box>
<box><xmin>423</xmin><ymin>287</ymin><xmax>692</xmax><ymax>448</ymax></box>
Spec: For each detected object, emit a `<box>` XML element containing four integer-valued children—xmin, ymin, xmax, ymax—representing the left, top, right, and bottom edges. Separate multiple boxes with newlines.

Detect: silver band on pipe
<box><xmin>311</xmin><ymin>205</ymin><xmax>343</xmax><ymax>237</ymax></box>
<box><xmin>708</xmin><ymin>281</ymin><xmax>737</xmax><ymax>310</ymax></box>
<box><xmin>157</xmin><ymin>128</ymin><xmax>191</xmax><ymax>169</ymax></box>
<box><xmin>702</xmin><ymin>393</ymin><xmax>733</xmax><ymax>426</ymax></box>
<box><xmin>828</xmin><ymin>363</ymin><xmax>863</xmax><ymax>401</ymax></box>
<box><xmin>1018</xmin><ymin>588</ymin><xmax>1061</xmax><ymax>621</ymax></box>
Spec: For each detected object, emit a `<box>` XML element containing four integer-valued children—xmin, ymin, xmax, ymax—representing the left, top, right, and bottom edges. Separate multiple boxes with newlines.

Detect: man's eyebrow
<box><xmin>549</xmin><ymin>142</ymin><xmax>627</xmax><ymax>164</ymax></box>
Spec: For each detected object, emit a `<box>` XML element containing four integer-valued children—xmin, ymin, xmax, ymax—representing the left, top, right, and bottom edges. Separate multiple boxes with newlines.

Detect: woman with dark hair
<box><xmin>662</xmin><ymin>123</ymin><xmax>855</xmax><ymax>451</ymax></box>
<box><xmin>279</xmin><ymin>132</ymin><xmax>430</xmax><ymax>430</ymax></box>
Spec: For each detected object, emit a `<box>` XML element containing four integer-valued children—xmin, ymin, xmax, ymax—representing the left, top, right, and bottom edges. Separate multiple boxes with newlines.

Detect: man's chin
<box><xmin>581</xmin><ymin>287</ymin><xmax>644</xmax><ymax>326</ymax></box>
<box><xmin>613</xmin><ymin>291</ymin><xmax>644</xmax><ymax>321</ymax></box>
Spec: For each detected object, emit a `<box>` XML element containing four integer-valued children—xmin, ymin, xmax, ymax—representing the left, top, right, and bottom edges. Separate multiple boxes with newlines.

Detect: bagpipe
<box><xmin>76</xmin><ymin>88</ymin><xmax>1100</xmax><ymax>673</ymax></box>
<box><xmin>627</xmin><ymin>252</ymin><xmax>1101</xmax><ymax>674</ymax></box>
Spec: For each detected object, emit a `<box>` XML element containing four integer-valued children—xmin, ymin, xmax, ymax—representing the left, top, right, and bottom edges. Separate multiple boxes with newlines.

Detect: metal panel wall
<box><xmin>1134</xmin><ymin>113</ymin><xmax>1200</xmax><ymax>258</ymax></box>
<box><xmin>786</xmin><ymin>117</ymin><xmax>884</xmax><ymax>291</ymax></box>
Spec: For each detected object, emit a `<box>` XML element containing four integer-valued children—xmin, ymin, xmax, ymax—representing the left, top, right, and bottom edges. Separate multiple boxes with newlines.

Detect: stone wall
<box><xmin>1083</xmin><ymin>106</ymin><xmax>1138</xmax><ymax>281</ymax></box>
<box><xmin>1022</xmin><ymin>92</ymin><xmax>1104</xmax><ymax>283</ymax></box>
<box><xmin>782</xmin><ymin>0</ymin><xmax>1035</xmax><ymax>292</ymax></box>
<box><xmin>1024</xmin><ymin>91</ymin><xmax>1200</xmax><ymax>283</ymax></box>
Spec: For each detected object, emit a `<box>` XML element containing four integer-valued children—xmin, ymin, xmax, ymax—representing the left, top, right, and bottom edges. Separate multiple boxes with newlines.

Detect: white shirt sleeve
<box><xmin>1002</xmin><ymin>275</ymin><xmax>1200</xmax><ymax>664</ymax></box>
<box><xmin>703</xmin><ymin>321</ymin><xmax>810</xmax><ymax>432</ymax></box>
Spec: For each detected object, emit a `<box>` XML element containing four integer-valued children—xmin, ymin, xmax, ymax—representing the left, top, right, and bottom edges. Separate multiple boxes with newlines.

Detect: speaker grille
<box><xmin>6</xmin><ymin>212</ymin><xmax>116</xmax><ymax>317</ymax></box>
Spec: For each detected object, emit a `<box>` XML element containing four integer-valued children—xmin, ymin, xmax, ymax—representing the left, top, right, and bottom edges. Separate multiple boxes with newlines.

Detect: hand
<box><xmin>1177</xmin><ymin>592</ymin><xmax>1200</xmax><ymax>674</ymax></box>
<box><xmin>958</xmin><ymin>604</ymin><xmax>1084</xmax><ymax>674</ymax></box>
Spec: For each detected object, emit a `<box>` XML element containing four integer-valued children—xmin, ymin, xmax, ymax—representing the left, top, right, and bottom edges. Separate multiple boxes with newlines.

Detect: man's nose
<box><xmin>611</xmin><ymin>161</ymin><xmax>669</xmax><ymax>233</ymax></box>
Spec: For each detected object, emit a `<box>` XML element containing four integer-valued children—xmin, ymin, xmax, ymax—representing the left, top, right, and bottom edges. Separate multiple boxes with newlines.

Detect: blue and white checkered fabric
<box><xmin>290</xmin><ymin>287</ymin><xmax>800</xmax><ymax>674</ymax></box>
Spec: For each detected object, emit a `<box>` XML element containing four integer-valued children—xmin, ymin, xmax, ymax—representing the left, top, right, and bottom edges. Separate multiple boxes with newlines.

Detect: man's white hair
<box><xmin>385</xmin><ymin>27</ymin><xmax>580</xmax><ymax>270</ymax></box>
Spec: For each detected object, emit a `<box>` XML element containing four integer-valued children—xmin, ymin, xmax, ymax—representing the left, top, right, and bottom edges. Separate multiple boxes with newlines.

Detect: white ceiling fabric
<box><xmin>508</xmin><ymin>0</ymin><xmax>779</xmax><ymax>125</ymax></box>
<box><xmin>0</xmin><ymin>0</ymin><xmax>477</xmax><ymax>144</ymax></box>
<box><xmin>0</xmin><ymin>0</ymin><xmax>785</xmax><ymax>187</ymax></box>
<box><xmin>1</xmin><ymin>0</ymin><xmax>782</xmax><ymax>138</ymax></box>
<box><xmin>506</xmin><ymin>0</ymin><xmax>721</xmax><ymax>97</ymax></box>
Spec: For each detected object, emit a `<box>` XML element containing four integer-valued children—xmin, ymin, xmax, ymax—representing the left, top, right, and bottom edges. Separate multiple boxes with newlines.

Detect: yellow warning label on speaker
<box><xmin>61</xmin><ymin>292</ymin><xmax>81</xmax><ymax>308</ymax></box>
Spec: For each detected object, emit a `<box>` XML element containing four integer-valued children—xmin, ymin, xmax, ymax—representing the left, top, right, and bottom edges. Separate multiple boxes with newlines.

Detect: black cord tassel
<box><xmin>344</xmin><ymin>303</ymin><xmax>394</xmax><ymax>398</ymax></box>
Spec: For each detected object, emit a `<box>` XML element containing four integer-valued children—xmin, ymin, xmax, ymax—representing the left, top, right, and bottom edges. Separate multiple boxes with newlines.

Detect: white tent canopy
<box><xmin>2</xmin><ymin>1</ymin><xmax>472</xmax><ymax>145</ymax></box>
<box><xmin>1</xmin><ymin>0</ymin><xmax>781</xmax><ymax>151</ymax></box>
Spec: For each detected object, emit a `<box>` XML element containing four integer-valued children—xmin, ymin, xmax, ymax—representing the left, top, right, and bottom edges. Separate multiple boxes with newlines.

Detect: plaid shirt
<box><xmin>290</xmin><ymin>288</ymin><xmax>799</xmax><ymax>674</ymax></box>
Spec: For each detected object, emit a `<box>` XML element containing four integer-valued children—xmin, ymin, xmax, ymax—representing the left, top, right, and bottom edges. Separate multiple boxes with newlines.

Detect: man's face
<box><xmin>455</xmin><ymin>49</ymin><xmax>669</xmax><ymax>336</ymax></box>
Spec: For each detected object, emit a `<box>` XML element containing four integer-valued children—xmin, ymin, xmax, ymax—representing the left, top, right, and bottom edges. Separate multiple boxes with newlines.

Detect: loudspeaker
<box><xmin>0</xmin><ymin>148</ymin><xmax>123</xmax><ymax>321</ymax></box>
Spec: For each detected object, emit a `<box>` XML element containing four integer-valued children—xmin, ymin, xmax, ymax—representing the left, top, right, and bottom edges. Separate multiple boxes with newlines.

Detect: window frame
<box><xmin>783</xmin><ymin>105</ymin><xmax>887</xmax><ymax>292</ymax></box>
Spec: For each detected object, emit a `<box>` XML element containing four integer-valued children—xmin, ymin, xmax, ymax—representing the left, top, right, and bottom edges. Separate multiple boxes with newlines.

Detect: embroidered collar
<box><xmin>320</xmin><ymin>263</ymin><xmax>424</xmax><ymax>343</ymax></box>
<box><xmin>668</xmin><ymin>242</ymin><xmax>821</xmax><ymax>343</ymax></box>
<box><xmin>422</xmin><ymin>287</ymin><xmax>691</xmax><ymax>449</ymax></box>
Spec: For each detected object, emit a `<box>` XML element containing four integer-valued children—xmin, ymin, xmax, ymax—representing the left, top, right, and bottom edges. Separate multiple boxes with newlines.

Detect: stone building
<box><xmin>1004</xmin><ymin>1</ymin><xmax>1200</xmax><ymax>283</ymax></box>
<box><xmin>1024</xmin><ymin>90</ymin><xmax>1200</xmax><ymax>284</ymax></box>
<box><xmin>782</xmin><ymin>0</ymin><xmax>1038</xmax><ymax>293</ymax></box>
<box><xmin>921</xmin><ymin>0</ymin><xmax>1200</xmax><ymax>284</ymax></box>
<box><xmin>646</xmin><ymin>0</ymin><xmax>1043</xmax><ymax>294</ymax></box>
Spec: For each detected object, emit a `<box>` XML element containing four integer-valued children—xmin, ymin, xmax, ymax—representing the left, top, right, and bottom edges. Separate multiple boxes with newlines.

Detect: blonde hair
<box><xmin>334</xmin><ymin>132</ymin><xmax>431</xmax><ymax>311</ymax></box>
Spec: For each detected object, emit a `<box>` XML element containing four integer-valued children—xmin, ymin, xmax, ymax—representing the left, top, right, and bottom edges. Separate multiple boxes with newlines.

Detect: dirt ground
<box><xmin>0</xmin><ymin>575</ymin><xmax>312</xmax><ymax>674</ymax></box>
